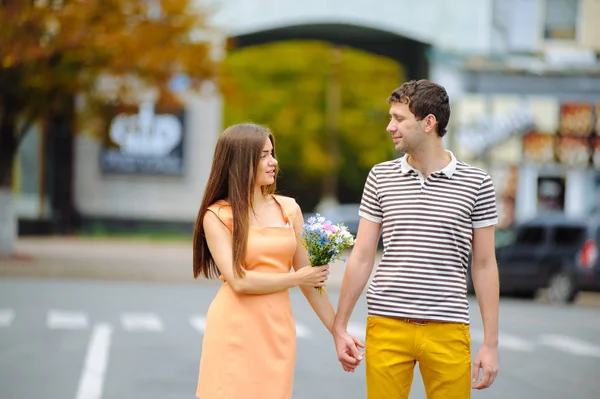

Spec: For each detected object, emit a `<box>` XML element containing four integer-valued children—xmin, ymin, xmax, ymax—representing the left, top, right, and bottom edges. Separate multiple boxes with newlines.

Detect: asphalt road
<box><xmin>1</xmin><ymin>277</ymin><xmax>599</xmax><ymax>399</ymax></box>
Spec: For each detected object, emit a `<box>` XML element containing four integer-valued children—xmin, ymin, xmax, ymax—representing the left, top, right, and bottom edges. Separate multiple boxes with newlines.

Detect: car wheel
<box><xmin>546</xmin><ymin>272</ymin><xmax>577</xmax><ymax>304</ymax></box>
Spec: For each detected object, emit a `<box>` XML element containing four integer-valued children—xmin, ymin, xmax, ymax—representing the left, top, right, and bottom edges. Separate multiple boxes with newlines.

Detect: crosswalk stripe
<box><xmin>75</xmin><ymin>323</ymin><xmax>113</xmax><ymax>399</ymax></box>
<box><xmin>120</xmin><ymin>313</ymin><xmax>164</xmax><ymax>332</ymax></box>
<box><xmin>190</xmin><ymin>316</ymin><xmax>207</xmax><ymax>333</ymax></box>
<box><xmin>0</xmin><ymin>309</ymin><xmax>15</xmax><ymax>327</ymax></box>
<box><xmin>539</xmin><ymin>334</ymin><xmax>600</xmax><ymax>357</ymax></box>
<box><xmin>47</xmin><ymin>310</ymin><xmax>89</xmax><ymax>330</ymax></box>
<box><xmin>470</xmin><ymin>328</ymin><xmax>535</xmax><ymax>352</ymax></box>
<box><xmin>295</xmin><ymin>322</ymin><xmax>312</xmax><ymax>339</ymax></box>
<box><xmin>4</xmin><ymin>307</ymin><xmax>600</xmax><ymax>360</ymax></box>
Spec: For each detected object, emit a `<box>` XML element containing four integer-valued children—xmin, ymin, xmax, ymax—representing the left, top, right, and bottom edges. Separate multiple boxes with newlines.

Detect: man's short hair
<box><xmin>388</xmin><ymin>79</ymin><xmax>451</xmax><ymax>137</ymax></box>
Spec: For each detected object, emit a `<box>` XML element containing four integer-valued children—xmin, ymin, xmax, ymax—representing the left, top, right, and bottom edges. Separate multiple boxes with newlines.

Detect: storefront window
<box><xmin>544</xmin><ymin>0</ymin><xmax>580</xmax><ymax>41</ymax></box>
<box><xmin>537</xmin><ymin>176</ymin><xmax>566</xmax><ymax>212</ymax></box>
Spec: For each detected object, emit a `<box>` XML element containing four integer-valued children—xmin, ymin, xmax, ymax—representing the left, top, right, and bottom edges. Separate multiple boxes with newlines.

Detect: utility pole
<box><xmin>317</xmin><ymin>46</ymin><xmax>342</xmax><ymax>213</ymax></box>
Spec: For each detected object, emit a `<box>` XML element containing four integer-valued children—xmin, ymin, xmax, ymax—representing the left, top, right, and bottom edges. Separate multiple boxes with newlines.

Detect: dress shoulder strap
<box><xmin>273</xmin><ymin>195</ymin><xmax>299</xmax><ymax>227</ymax></box>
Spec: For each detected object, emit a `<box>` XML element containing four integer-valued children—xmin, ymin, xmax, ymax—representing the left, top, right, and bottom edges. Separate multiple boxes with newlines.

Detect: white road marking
<box><xmin>75</xmin><ymin>323</ymin><xmax>113</xmax><ymax>399</ymax></box>
<box><xmin>0</xmin><ymin>309</ymin><xmax>15</xmax><ymax>327</ymax></box>
<box><xmin>120</xmin><ymin>313</ymin><xmax>164</xmax><ymax>332</ymax></box>
<box><xmin>470</xmin><ymin>328</ymin><xmax>535</xmax><ymax>352</ymax></box>
<box><xmin>190</xmin><ymin>316</ymin><xmax>207</xmax><ymax>333</ymax></box>
<box><xmin>539</xmin><ymin>334</ymin><xmax>600</xmax><ymax>357</ymax></box>
<box><xmin>47</xmin><ymin>310</ymin><xmax>89</xmax><ymax>330</ymax></box>
<box><xmin>295</xmin><ymin>322</ymin><xmax>313</xmax><ymax>339</ymax></box>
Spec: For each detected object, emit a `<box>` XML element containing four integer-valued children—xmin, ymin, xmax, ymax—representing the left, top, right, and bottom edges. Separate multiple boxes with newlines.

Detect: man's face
<box><xmin>386</xmin><ymin>102</ymin><xmax>423</xmax><ymax>153</ymax></box>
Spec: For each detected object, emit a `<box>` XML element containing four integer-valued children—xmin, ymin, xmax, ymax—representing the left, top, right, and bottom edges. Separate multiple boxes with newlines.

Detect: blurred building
<box><xmin>11</xmin><ymin>0</ymin><xmax>600</xmax><ymax>234</ymax></box>
<box><xmin>433</xmin><ymin>0</ymin><xmax>600</xmax><ymax>227</ymax></box>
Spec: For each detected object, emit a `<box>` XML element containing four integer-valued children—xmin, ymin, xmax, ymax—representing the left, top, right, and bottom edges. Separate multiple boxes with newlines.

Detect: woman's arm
<box><xmin>204</xmin><ymin>211</ymin><xmax>328</xmax><ymax>295</ymax></box>
<box><xmin>291</xmin><ymin>205</ymin><xmax>336</xmax><ymax>333</ymax></box>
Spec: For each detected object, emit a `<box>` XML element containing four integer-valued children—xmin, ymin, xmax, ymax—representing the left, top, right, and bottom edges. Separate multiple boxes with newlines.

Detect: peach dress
<box><xmin>196</xmin><ymin>195</ymin><xmax>299</xmax><ymax>399</ymax></box>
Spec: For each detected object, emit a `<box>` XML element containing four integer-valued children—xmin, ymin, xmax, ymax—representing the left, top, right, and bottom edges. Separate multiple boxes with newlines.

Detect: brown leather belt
<box><xmin>402</xmin><ymin>318</ymin><xmax>429</xmax><ymax>325</ymax></box>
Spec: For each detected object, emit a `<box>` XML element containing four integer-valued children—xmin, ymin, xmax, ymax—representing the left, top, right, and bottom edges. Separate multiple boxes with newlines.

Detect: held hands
<box><xmin>333</xmin><ymin>328</ymin><xmax>365</xmax><ymax>372</ymax></box>
<box><xmin>472</xmin><ymin>343</ymin><xmax>499</xmax><ymax>390</ymax></box>
<box><xmin>296</xmin><ymin>264</ymin><xmax>330</xmax><ymax>288</ymax></box>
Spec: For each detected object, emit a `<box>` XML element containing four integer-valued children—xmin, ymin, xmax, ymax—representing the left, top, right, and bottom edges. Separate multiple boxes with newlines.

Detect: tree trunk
<box><xmin>0</xmin><ymin>105</ymin><xmax>18</xmax><ymax>256</ymax></box>
<box><xmin>46</xmin><ymin>98</ymin><xmax>76</xmax><ymax>234</ymax></box>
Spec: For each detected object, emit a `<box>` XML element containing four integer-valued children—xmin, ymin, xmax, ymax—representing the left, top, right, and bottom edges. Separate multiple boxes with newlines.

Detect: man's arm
<box><xmin>470</xmin><ymin>224</ymin><xmax>499</xmax><ymax>389</ymax></box>
<box><xmin>333</xmin><ymin>217</ymin><xmax>381</xmax><ymax>371</ymax></box>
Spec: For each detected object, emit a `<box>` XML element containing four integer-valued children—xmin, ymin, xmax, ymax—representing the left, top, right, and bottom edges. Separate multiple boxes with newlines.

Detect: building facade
<box><xmin>431</xmin><ymin>0</ymin><xmax>600</xmax><ymax>227</ymax></box>
<box><xmin>11</xmin><ymin>0</ymin><xmax>600</xmax><ymax>233</ymax></box>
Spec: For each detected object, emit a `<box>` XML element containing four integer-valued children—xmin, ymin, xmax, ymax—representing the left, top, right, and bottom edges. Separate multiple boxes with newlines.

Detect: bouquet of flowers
<box><xmin>300</xmin><ymin>214</ymin><xmax>356</xmax><ymax>293</ymax></box>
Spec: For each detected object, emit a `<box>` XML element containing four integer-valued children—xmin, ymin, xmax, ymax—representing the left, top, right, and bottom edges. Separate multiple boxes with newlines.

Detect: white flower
<box><xmin>310</xmin><ymin>223</ymin><xmax>323</xmax><ymax>231</ymax></box>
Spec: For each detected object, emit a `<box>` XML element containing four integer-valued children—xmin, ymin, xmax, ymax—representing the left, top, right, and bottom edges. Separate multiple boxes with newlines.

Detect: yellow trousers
<box><xmin>365</xmin><ymin>315</ymin><xmax>471</xmax><ymax>399</ymax></box>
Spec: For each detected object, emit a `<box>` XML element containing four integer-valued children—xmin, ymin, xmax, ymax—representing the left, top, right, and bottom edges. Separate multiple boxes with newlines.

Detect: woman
<box><xmin>193</xmin><ymin>123</ymin><xmax>362</xmax><ymax>399</ymax></box>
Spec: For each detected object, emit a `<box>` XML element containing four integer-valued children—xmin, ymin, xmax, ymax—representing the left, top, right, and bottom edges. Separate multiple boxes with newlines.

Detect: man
<box><xmin>332</xmin><ymin>79</ymin><xmax>499</xmax><ymax>398</ymax></box>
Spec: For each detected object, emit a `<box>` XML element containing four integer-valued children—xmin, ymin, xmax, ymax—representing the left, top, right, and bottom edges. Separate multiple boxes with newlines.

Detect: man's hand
<box><xmin>333</xmin><ymin>329</ymin><xmax>365</xmax><ymax>372</ymax></box>
<box><xmin>472</xmin><ymin>344</ymin><xmax>499</xmax><ymax>389</ymax></box>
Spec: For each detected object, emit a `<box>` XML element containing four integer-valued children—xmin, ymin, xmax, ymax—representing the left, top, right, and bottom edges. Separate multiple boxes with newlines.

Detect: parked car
<box><xmin>467</xmin><ymin>212</ymin><xmax>600</xmax><ymax>303</ymax></box>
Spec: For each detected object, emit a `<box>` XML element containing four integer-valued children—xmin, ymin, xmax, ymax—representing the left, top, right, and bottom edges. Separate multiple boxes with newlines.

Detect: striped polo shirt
<box><xmin>359</xmin><ymin>151</ymin><xmax>498</xmax><ymax>324</ymax></box>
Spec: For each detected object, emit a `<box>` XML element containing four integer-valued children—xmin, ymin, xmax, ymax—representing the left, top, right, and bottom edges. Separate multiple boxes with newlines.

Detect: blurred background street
<box><xmin>1</xmin><ymin>276</ymin><xmax>599</xmax><ymax>399</ymax></box>
<box><xmin>2</xmin><ymin>0</ymin><xmax>600</xmax><ymax>398</ymax></box>
<box><xmin>2</xmin><ymin>239</ymin><xmax>600</xmax><ymax>398</ymax></box>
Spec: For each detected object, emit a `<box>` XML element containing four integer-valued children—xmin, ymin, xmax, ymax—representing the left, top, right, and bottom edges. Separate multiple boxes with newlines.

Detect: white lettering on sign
<box><xmin>109</xmin><ymin>102</ymin><xmax>182</xmax><ymax>157</ymax></box>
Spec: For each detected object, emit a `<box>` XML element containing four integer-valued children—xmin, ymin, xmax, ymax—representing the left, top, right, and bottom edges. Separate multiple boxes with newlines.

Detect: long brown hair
<box><xmin>193</xmin><ymin>123</ymin><xmax>278</xmax><ymax>279</ymax></box>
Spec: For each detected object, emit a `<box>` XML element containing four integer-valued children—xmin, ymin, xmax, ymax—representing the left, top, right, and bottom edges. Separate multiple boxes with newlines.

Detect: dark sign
<box><xmin>100</xmin><ymin>102</ymin><xmax>185</xmax><ymax>175</ymax></box>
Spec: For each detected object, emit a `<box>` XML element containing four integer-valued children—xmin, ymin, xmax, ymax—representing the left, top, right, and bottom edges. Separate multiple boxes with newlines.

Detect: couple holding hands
<box><xmin>193</xmin><ymin>80</ymin><xmax>500</xmax><ymax>399</ymax></box>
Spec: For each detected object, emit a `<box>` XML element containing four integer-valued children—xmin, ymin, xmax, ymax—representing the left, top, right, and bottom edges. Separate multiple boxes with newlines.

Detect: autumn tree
<box><xmin>0</xmin><ymin>0</ymin><xmax>218</xmax><ymax>254</ymax></box>
<box><xmin>222</xmin><ymin>41</ymin><xmax>401</xmax><ymax>210</ymax></box>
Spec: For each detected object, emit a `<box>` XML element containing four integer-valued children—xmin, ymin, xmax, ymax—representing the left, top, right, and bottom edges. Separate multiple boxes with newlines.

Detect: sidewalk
<box><xmin>0</xmin><ymin>237</ymin><xmax>364</xmax><ymax>288</ymax></box>
<box><xmin>2</xmin><ymin>237</ymin><xmax>600</xmax><ymax>305</ymax></box>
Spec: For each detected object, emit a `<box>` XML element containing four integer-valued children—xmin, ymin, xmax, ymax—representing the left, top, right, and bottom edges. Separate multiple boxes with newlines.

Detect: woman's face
<box><xmin>255</xmin><ymin>137</ymin><xmax>277</xmax><ymax>187</ymax></box>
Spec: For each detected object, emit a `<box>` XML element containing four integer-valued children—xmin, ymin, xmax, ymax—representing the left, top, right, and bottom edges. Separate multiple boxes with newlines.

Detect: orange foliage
<box><xmin>0</xmin><ymin>0</ymin><xmax>219</xmax><ymax>184</ymax></box>
<box><xmin>0</xmin><ymin>0</ymin><xmax>218</xmax><ymax>119</ymax></box>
